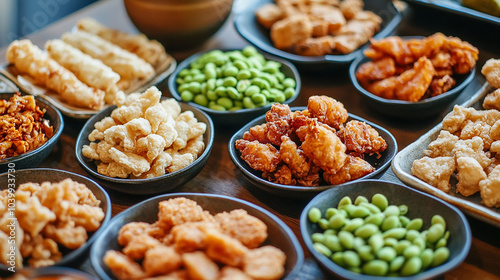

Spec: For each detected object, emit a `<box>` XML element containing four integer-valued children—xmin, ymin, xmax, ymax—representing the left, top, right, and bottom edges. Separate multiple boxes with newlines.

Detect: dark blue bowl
<box><xmin>228</xmin><ymin>107</ymin><xmax>398</xmax><ymax>199</ymax></box>
<box><xmin>300</xmin><ymin>179</ymin><xmax>471</xmax><ymax>280</ymax></box>
<box><xmin>234</xmin><ymin>0</ymin><xmax>402</xmax><ymax>70</ymax></box>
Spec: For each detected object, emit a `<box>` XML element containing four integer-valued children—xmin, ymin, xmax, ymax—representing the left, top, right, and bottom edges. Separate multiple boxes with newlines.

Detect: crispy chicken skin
<box><xmin>323</xmin><ymin>155</ymin><xmax>374</xmax><ymax>185</ymax></box>
<box><xmin>306</xmin><ymin>95</ymin><xmax>348</xmax><ymax>129</ymax></box>
<box><xmin>265</xmin><ymin>103</ymin><xmax>293</xmax><ymax>146</ymax></box>
<box><xmin>235</xmin><ymin>140</ymin><xmax>281</xmax><ymax>173</ymax></box>
<box><xmin>337</xmin><ymin>120</ymin><xmax>387</xmax><ymax>157</ymax></box>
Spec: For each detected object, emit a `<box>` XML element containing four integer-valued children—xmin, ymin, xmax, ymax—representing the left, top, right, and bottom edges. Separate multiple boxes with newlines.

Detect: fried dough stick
<box><xmin>77</xmin><ymin>18</ymin><xmax>168</xmax><ymax>68</ymax></box>
<box><xmin>62</xmin><ymin>30</ymin><xmax>155</xmax><ymax>81</ymax></box>
<box><xmin>6</xmin><ymin>39</ymin><xmax>105</xmax><ymax>110</ymax></box>
<box><xmin>45</xmin><ymin>39</ymin><xmax>122</xmax><ymax>104</ymax></box>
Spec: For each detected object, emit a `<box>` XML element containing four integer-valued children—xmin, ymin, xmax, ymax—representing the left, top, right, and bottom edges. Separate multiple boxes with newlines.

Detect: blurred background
<box><xmin>0</xmin><ymin>0</ymin><xmax>99</xmax><ymax>47</ymax></box>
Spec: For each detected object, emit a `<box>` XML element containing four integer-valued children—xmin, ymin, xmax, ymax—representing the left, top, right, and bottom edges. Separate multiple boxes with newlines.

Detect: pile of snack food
<box><xmin>82</xmin><ymin>86</ymin><xmax>206</xmax><ymax>179</ymax></box>
<box><xmin>0</xmin><ymin>93</ymin><xmax>53</xmax><ymax>159</ymax></box>
<box><xmin>0</xmin><ymin>179</ymin><xmax>105</xmax><ymax>268</ymax></box>
<box><xmin>355</xmin><ymin>33</ymin><xmax>479</xmax><ymax>101</ymax></box>
<box><xmin>411</xmin><ymin>58</ymin><xmax>500</xmax><ymax>208</ymax></box>
<box><xmin>104</xmin><ymin>197</ymin><xmax>286</xmax><ymax>280</ymax></box>
<box><xmin>235</xmin><ymin>95</ymin><xmax>387</xmax><ymax>186</ymax></box>
<box><xmin>256</xmin><ymin>0</ymin><xmax>382</xmax><ymax>56</ymax></box>
<box><xmin>5</xmin><ymin>18</ymin><xmax>171</xmax><ymax>110</ymax></box>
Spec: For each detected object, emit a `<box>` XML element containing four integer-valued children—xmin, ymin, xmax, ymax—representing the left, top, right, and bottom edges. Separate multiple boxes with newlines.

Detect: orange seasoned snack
<box><xmin>235</xmin><ymin>95</ymin><xmax>387</xmax><ymax>186</ymax></box>
<box><xmin>0</xmin><ymin>179</ymin><xmax>105</xmax><ymax>268</ymax></box>
<box><xmin>104</xmin><ymin>197</ymin><xmax>286</xmax><ymax>280</ymax></box>
<box><xmin>0</xmin><ymin>93</ymin><xmax>53</xmax><ymax>159</ymax></box>
<box><xmin>256</xmin><ymin>0</ymin><xmax>382</xmax><ymax>56</ymax></box>
<box><xmin>356</xmin><ymin>33</ymin><xmax>479</xmax><ymax>102</ymax></box>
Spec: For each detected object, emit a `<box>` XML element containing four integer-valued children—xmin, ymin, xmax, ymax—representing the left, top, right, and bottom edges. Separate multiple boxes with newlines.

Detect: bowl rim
<box><xmin>90</xmin><ymin>192</ymin><xmax>305</xmax><ymax>280</ymax></box>
<box><xmin>167</xmin><ymin>48</ymin><xmax>301</xmax><ymax>115</ymax></box>
<box><xmin>233</xmin><ymin>0</ymin><xmax>403</xmax><ymax>65</ymax></box>
<box><xmin>0</xmin><ymin>92</ymin><xmax>64</xmax><ymax>166</ymax></box>
<box><xmin>74</xmin><ymin>101</ymin><xmax>215</xmax><ymax>184</ymax></box>
<box><xmin>348</xmin><ymin>37</ymin><xmax>476</xmax><ymax>106</ymax></box>
<box><xmin>299</xmin><ymin>179</ymin><xmax>472</xmax><ymax>280</ymax></box>
<box><xmin>228</xmin><ymin>106</ymin><xmax>398</xmax><ymax>193</ymax></box>
<box><xmin>0</xmin><ymin>168</ymin><xmax>112</xmax><ymax>271</ymax></box>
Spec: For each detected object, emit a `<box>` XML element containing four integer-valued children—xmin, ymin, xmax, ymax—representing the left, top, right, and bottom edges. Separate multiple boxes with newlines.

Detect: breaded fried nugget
<box><xmin>143</xmin><ymin>246</ymin><xmax>182</xmax><ymax>277</ymax></box>
<box><xmin>323</xmin><ymin>155</ymin><xmax>375</xmax><ymax>185</ymax></box>
<box><xmin>219</xmin><ymin>267</ymin><xmax>252</xmax><ymax>280</ymax></box>
<box><xmin>104</xmin><ymin>250</ymin><xmax>146</xmax><ymax>280</ymax></box>
<box><xmin>27</xmin><ymin>237</ymin><xmax>62</xmax><ymax>268</ymax></box>
<box><xmin>256</xmin><ymin>3</ymin><xmax>285</xmax><ymax>29</ymax></box>
<box><xmin>482</xmin><ymin>58</ymin><xmax>500</xmax><ymax>88</ymax></box>
<box><xmin>479</xmin><ymin>165</ymin><xmax>500</xmax><ymax>207</ymax></box>
<box><xmin>243</xmin><ymin>246</ymin><xmax>286</xmax><ymax>280</ymax></box>
<box><xmin>394</xmin><ymin>56</ymin><xmax>436</xmax><ymax>101</ymax></box>
<box><xmin>215</xmin><ymin>209</ymin><xmax>268</xmax><ymax>249</ymax></box>
<box><xmin>307</xmin><ymin>95</ymin><xmax>348</xmax><ymax>129</ymax></box>
<box><xmin>117</xmin><ymin>222</ymin><xmax>166</xmax><ymax>246</ymax></box>
<box><xmin>442</xmin><ymin>105</ymin><xmax>474</xmax><ymax>133</ymax></box>
<box><xmin>170</xmin><ymin>221</ymin><xmax>219</xmax><ymax>252</ymax></box>
<box><xmin>340</xmin><ymin>0</ymin><xmax>364</xmax><ymax>19</ymax></box>
<box><xmin>411</xmin><ymin>156</ymin><xmax>456</xmax><ymax>193</ymax></box>
<box><xmin>452</xmin><ymin>137</ymin><xmax>492</xmax><ymax>169</ymax></box>
<box><xmin>16</xmin><ymin>190</ymin><xmax>56</xmax><ymax>237</ymax></box>
<box><xmin>158</xmin><ymin>198</ymin><xmax>215</xmax><ymax>229</ymax></box>
<box><xmin>263</xmin><ymin>164</ymin><xmax>297</xmax><ymax>186</ymax></box>
<box><xmin>235</xmin><ymin>140</ymin><xmax>281</xmax><ymax>173</ymax></box>
<box><xmin>423</xmin><ymin>130</ymin><xmax>460</xmax><ymax>158</ymax></box>
<box><xmin>243</xmin><ymin>123</ymin><xmax>270</xmax><ymax>144</ymax></box>
<box><xmin>459</xmin><ymin>120</ymin><xmax>493</xmax><ymax>149</ymax></box>
<box><xmin>279</xmin><ymin>135</ymin><xmax>312</xmax><ymax>178</ymax></box>
<box><xmin>456</xmin><ymin>156</ymin><xmax>486</xmax><ymax>197</ymax></box>
<box><xmin>182</xmin><ymin>251</ymin><xmax>219</xmax><ymax>280</ymax></box>
<box><xmin>205</xmin><ymin>230</ymin><xmax>248</xmax><ymax>267</ymax></box>
<box><xmin>123</xmin><ymin>234</ymin><xmax>163</xmax><ymax>261</ymax></box>
<box><xmin>271</xmin><ymin>14</ymin><xmax>313</xmax><ymax>50</ymax></box>
<box><xmin>42</xmin><ymin>221</ymin><xmax>87</xmax><ymax>250</ymax></box>
<box><xmin>355</xmin><ymin>57</ymin><xmax>396</xmax><ymax>82</ymax></box>
<box><xmin>337</xmin><ymin>120</ymin><xmax>387</xmax><ymax>156</ymax></box>
<box><xmin>265</xmin><ymin>103</ymin><xmax>292</xmax><ymax>146</ymax></box>
<box><xmin>483</xmin><ymin>88</ymin><xmax>500</xmax><ymax>111</ymax></box>
<box><xmin>294</xmin><ymin>36</ymin><xmax>335</xmax><ymax>56</ymax></box>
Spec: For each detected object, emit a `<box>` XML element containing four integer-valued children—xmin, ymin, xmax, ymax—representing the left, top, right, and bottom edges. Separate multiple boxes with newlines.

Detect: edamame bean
<box><xmin>381</xmin><ymin>215</ymin><xmax>400</xmax><ymax>231</ymax></box>
<box><xmin>399</xmin><ymin>216</ymin><xmax>410</xmax><ymax>227</ymax></box>
<box><xmin>206</xmin><ymin>90</ymin><xmax>218</xmax><ymax>101</ymax></box>
<box><xmin>432</xmin><ymin>247</ymin><xmax>449</xmax><ymax>267</ymax></box>
<box><xmin>318</xmin><ymin>218</ymin><xmax>329</xmax><ymax>230</ymax></box>
<box><xmin>398</xmin><ymin>205</ymin><xmax>408</xmax><ymax>215</ymax></box>
<box><xmin>369</xmin><ymin>233</ymin><xmax>384</xmax><ymax>252</ymax></box>
<box><xmin>329</xmin><ymin>213</ymin><xmax>346</xmax><ymax>229</ymax></box>
<box><xmin>431</xmin><ymin>215</ymin><xmax>446</xmax><ymax>229</ymax></box>
<box><xmin>405</xmin><ymin>229</ymin><xmax>420</xmax><ymax>242</ymax></box>
<box><xmin>343</xmin><ymin>251</ymin><xmax>361</xmax><ymax>267</ymax></box>
<box><xmin>283</xmin><ymin>77</ymin><xmax>296</xmax><ymax>88</ymax></box>
<box><xmin>223</xmin><ymin>77</ymin><xmax>237</xmax><ymax>87</ymax></box>
<box><xmin>242</xmin><ymin>97</ymin><xmax>256</xmax><ymax>109</ymax></box>
<box><xmin>350</xmin><ymin>206</ymin><xmax>371</xmax><ymax>218</ymax></box>
<box><xmin>382</xmin><ymin>228</ymin><xmax>407</xmax><ymax>240</ymax></box>
<box><xmin>209</xmin><ymin>104</ymin><xmax>226</xmax><ymax>111</ymax></box>
<box><xmin>325</xmin><ymin>235</ymin><xmax>343</xmax><ymax>252</ymax></box>
<box><xmin>338</xmin><ymin>196</ymin><xmax>353</xmax><ymax>208</ymax></box>
<box><xmin>331</xmin><ymin>252</ymin><xmax>346</xmax><ymax>267</ymax></box>
<box><xmin>193</xmin><ymin>94</ymin><xmax>208</xmax><ymax>107</ymax></box>
<box><xmin>413</xmin><ymin>237</ymin><xmax>426</xmax><ymax>251</ymax></box>
<box><xmin>354</xmin><ymin>196</ymin><xmax>369</xmax><ymax>206</ymax></box>
<box><xmin>339</xmin><ymin>231</ymin><xmax>355</xmax><ymax>250</ymax></box>
<box><xmin>308</xmin><ymin>207</ymin><xmax>322</xmax><ymax>223</ymax></box>
<box><xmin>364</xmin><ymin>213</ymin><xmax>385</xmax><ymax>226</ymax></box>
<box><xmin>343</xmin><ymin>218</ymin><xmax>364</xmax><ymax>232</ymax></box>
<box><xmin>389</xmin><ymin>256</ymin><xmax>405</xmax><ymax>272</ymax></box>
<box><xmin>395</xmin><ymin>240</ymin><xmax>412</xmax><ymax>255</ymax></box>
<box><xmin>383</xmin><ymin>205</ymin><xmax>400</xmax><ymax>217</ymax></box>
<box><xmin>372</xmin><ymin>194</ymin><xmax>388</xmax><ymax>211</ymax></box>
<box><xmin>284</xmin><ymin>87</ymin><xmax>295</xmax><ymax>99</ymax></box>
<box><xmin>311</xmin><ymin>233</ymin><xmax>325</xmax><ymax>243</ymax></box>
<box><xmin>362</xmin><ymin>260</ymin><xmax>389</xmax><ymax>276</ymax></box>
<box><xmin>324</xmin><ymin>229</ymin><xmax>337</xmax><ymax>236</ymax></box>
<box><xmin>353</xmin><ymin>237</ymin><xmax>366</xmax><ymax>250</ymax></box>
<box><xmin>384</xmin><ymin>237</ymin><xmax>398</xmax><ymax>248</ymax></box>
<box><xmin>427</xmin><ymin>223</ymin><xmax>445</xmax><ymax>244</ymax></box>
<box><xmin>401</xmin><ymin>256</ymin><xmax>422</xmax><ymax>276</ymax></box>
<box><xmin>325</xmin><ymin>208</ymin><xmax>339</xmax><ymax>220</ymax></box>
<box><xmin>355</xmin><ymin>224</ymin><xmax>379</xmax><ymax>239</ymax></box>
<box><xmin>188</xmin><ymin>82</ymin><xmax>201</xmax><ymax>94</ymax></box>
<box><xmin>377</xmin><ymin>247</ymin><xmax>397</xmax><ymax>262</ymax></box>
<box><xmin>358</xmin><ymin>245</ymin><xmax>375</xmax><ymax>262</ymax></box>
<box><xmin>359</xmin><ymin>202</ymin><xmax>381</xmax><ymax>214</ymax></box>
<box><xmin>406</xmin><ymin>218</ymin><xmax>423</xmax><ymax>231</ymax></box>
<box><xmin>227</xmin><ymin>87</ymin><xmax>242</xmax><ymax>100</ymax></box>
<box><xmin>435</xmin><ymin>237</ymin><xmax>447</xmax><ymax>249</ymax></box>
<box><xmin>420</xmin><ymin>248</ymin><xmax>434</xmax><ymax>269</ymax></box>
<box><xmin>314</xmin><ymin>242</ymin><xmax>332</xmax><ymax>257</ymax></box>
<box><xmin>403</xmin><ymin>245</ymin><xmax>421</xmax><ymax>259</ymax></box>
<box><xmin>180</xmin><ymin>90</ymin><xmax>194</xmax><ymax>102</ymax></box>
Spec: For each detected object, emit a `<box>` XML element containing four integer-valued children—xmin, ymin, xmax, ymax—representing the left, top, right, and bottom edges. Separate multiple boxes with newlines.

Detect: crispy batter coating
<box><xmin>143</xmin><ymin>246</ymin><xmax>182</xmax><ymax>277</ymax></box>
<box><xmin>215</xmin><ymin>209</ymin><xmax>268</xmax><ymax>249</ymax></box>
<box><xmin>279</xmin><ymin>135</ymin><xmax>312</xmax><ymax>178</ymax></box>
<box><xmin>219</xmin><ymin>267</ymin><xmax>253</xmax><ymax>280</ymax></box>
<box><xmin>479</xmin><ymin>165</ymin><xmax>500</xmax><ymax>207</ymax></box>
<box><xmin>482</xmin><ymin>58</ymin><xmax>500</xmax><ymax>88</ymax></box>
<box><xmin>306</xmin><ymin>95</ymin><xmax>348</xmax><ymax>129</ymax></box>
<box><xmin>452</xmin><ymin>137</ymin><xmax>492</xmax><ymax>169</ymax></box>
<box><xmin>243</xmin><ymin>246</ymin><xmax>286</xmax><ymax>280</ymax></box>
<box><xmin>423</xmin><ymin>130</ymin><xmax>459</xmax><ymax>158</ymax></box>
<box><xmin>355</xmin><ymin>57</ymin><xmax>396</xmax><ymax>82</ymax></box>
<box><xmin>337</xmin><ymin>120</ymin><xmax>387</xmax><ymax>156</ymax></box>
<box><xmin>411</xmin><ymin>156</ymin><xmax>456</xmax><ymax>193</ymax></box>
<box><xmin>483</xmin><ymin>88</ymin><xmax>500</xmax><ymax>111</ymax></box>
<box><xmin>170</xmin><ymin>222</ymin><xmax>219</xmax><ymax>252</ymax></box>
<box><xmin>123</xmin><ymin>234</ymin><xmax>163</xmax><ymax>261</ymax></box>
<box><xmin>158</xmin><ymin>198</ymin><xmax>215</xmax><ymax>230</ymax></box>
<box><xmin>323</xmin><ymin>155</ymin><xmax>375</xmax><ymax>185</ymax></box>
<box><xmin>182</xmin><ymin>251</ymin><xmax>219</xmax><ymax>280</ymax></box>
<box><xmin>205</xmin><ymin>230</ymin><xmax>248</xmax><ymax>267</ymax></box>
<box><xmin>243</xmin><ymin>123</ymin><xmax>270</xmax><ymax>144</ymax></box>
<box><xmin>235</xmin><ymin>139</ymin><xmax>281</xmax><ymax>173</ymax></box>
<box><xmin>265</xmin><ymin>103</ymin><xmax>292</xmax><ymax>146</ymax></box>
<box><xmin>117</xmin><ymin>221</ymin><xmax>166</xmax><ymax>247</ymax></box>
<box><xmin>456</xmin><ymin>156</ymin><xmax>486</xmax><ymax>197</ymax></box>
<box><xmin>104</xmin><ymin>250</ymin><xmax>146</xmax><ymax>280</ymax></box>
<box><xmin>263</xmin><ymin>164</ymin><xmax>297</xmax><ymax>185</ymax></box>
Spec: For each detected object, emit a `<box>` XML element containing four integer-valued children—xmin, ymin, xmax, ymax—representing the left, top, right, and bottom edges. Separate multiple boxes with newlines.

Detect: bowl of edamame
<box><xmin>168</xmin><ymin>46</ymin><xmax>300</xmax><ymax>126</ymax></box>
<box><xmin>300</xmin><ymin>179</ymin><xmax>471</xmax><ymax>279</ymax></box>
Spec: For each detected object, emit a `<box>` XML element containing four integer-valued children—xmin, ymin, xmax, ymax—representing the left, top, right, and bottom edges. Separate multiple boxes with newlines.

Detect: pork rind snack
<box><xmin>104</xmin><ymin>197</ymin><xmax>286</xmax><ymax>280</ymax></box>
<box><xmin>411</xmin><ymin>105</ymin><xmax>500</xmax><ymax>208</ymax></box>
<box><xmin>5</xmin><ymin>18</ymin><xmax>171</xmax><ymax>110</ymax></box>
<box><xmin>0</xmin><ymin>178</ymin><xmax>105</xmax><ymax>268</ymax></box>
<box><xmin>0</xmin><ymin>93</ymin><xmax>54</xmax><ymax>159</ymax></box>
<box><xmin>256</xmin><ymin>0</ymin><xmax>382</xmax><ymax>56</ymax></box>
<box><xmin>235</xmin><ymin>95</ymin><xmax>387</xmax><ymax>186</ymax></box>
<box><xmin>82</xmin><ymin>86</ymin><xmax>206</xmax><ymax>179</ymax></box>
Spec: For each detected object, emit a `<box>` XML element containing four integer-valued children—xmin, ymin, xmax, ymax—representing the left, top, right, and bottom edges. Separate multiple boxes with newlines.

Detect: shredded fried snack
<box><xmin>0</xmin><ymin>93</ymin><xmax>53</xmax><ymax>159</ymax></box>
<box><xmin>356</xmin><ymin>33</ymin><xmax>478</xmax><ymax>101</ymax></box>
<box><xmin>258</xmin><ymin>0</ymin><xmax>381</xmax><ymax>55</ymax></box>
<box><xmin>0</xmin><ymin>178</ymin><xmax>104</xmax><ymax>268</ymax></box>
<box><xmin>236</xmin><ymin>96</ymin><xmax>386</xmax><ymax>186</ymax></box>
<box><xmin>105</xmin><ymin>198</ymin><xmax>286</xmax><ymax>280</ymax></box>
<box><xmin>82</xmin><ymin>86</ymin><xmax>206</xmax><ymax>179</ymax></box>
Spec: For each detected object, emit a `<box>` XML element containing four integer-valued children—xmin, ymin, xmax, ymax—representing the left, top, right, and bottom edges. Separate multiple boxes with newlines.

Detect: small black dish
<box><xmin>228</xmin><ymin>107</ymin><xmax>398</xmax><ymax>199</ymax></box>
<box><xmin>13</xmin><ymin>266</ymin><xmax>99</xmax><ymax>280</ymax></box>
<box><xmin>75</xmin><ymin>102</ymin><xmax>214</xmax><ymax>195</ymax></box>
<box><xmin>168</xmin><ymin>49</ymin><xmax>300</xmax><ymax>127</ymax></box>
<box><xmin>349</xmin><ymin>50</ymin><xmax>476</xmax><ymax>119</ymax></box>
<box><xmin>0</xmin><ymin>168</ymin><xmax>111</xmax><ymax>273</ymax></box>
<box><xmin>90</xmin><ymin>192</ymin><xmax>304</xmax><ymax>280</ymax></box>
<box><xmin>300</xmin><ymin>179</ymin><xmax>472</xmax><ymax>280</ymax></box>
<box><xmin>0</xmin><ymin>92</ymin><xmax>64</xmax><ymax>173</ymax></box>
<box><xmin>234</xmin><ymin>0</ymin><xmax>402</xmax><ymax>70</ymax></box>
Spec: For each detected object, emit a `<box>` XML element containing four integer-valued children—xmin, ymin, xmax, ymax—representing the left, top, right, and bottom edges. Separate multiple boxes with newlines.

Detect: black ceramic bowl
<box><xmin>234</xmin><ymin>0</ymin><xmax>402</xmax><ymax>70</ymax></box>
<box><xmin>90</xmin><ymin>192</ymin><xmax>304</xmax><ymax>280</ymax></box>
<box><xmin>168</xmin><ymin>49</ymin><xmax>300</xmax><ymax>127</ymax></box>
<box><xmin>300</xmin><ymin>179</ymin><xmax>471</xmax><ymax>280</ymax></box>
<box><xmin>13</xmin><ymin>266</ymin><xmax>99</xmax><ymax>280</ymax></box>
<box><xmin>0</xmin><ymin>92</ymin><xmax>64</xmax><ymax>173</ymax></box>
<box><xmin>349</xmin><ymin>50</ymin><xmax>476</xmax><ymax>119</ymax></box>
<box><xmin>228</xmin><ymin>107</ymin><xmax>398</xmax><ymax>199</ymax></box>
<box><xmin>75</xmin><ymin>102</ymin><xmax>214</xmax><ymax>195</ymax></box>
<box><xmin>0</xmin><ymin>168</ymin><xmax>111</xmax><ymax>274</ymax></box>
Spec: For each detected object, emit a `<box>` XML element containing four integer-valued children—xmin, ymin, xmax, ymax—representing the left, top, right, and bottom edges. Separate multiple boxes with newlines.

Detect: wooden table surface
<box><xmin>1</xmin><ymin>0</ymin><xmax>500</xmax><ymax>279</ymax></box>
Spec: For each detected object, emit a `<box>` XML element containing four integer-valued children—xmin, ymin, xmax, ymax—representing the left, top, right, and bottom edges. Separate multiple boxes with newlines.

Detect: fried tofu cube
<box><xmin>182</xmin><ymin>251</ymin><xmax>219</xmax><ymax>280</ymax></box>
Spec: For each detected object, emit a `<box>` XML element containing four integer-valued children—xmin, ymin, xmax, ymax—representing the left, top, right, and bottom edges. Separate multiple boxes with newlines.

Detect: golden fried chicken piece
<box><xmin>364</xmin><ymin>36</ymin><xmax>414</xmax><ymax>65</ymax></box>
<box><xmin>158</xmin><ymin>197</ymin><xmax>215</xmax><ymax>230</ymax></box>
<box><xmin>355</xmin><ymin>57</ymin><xmax>396</xmax><ymax>82</ymax></box>
<box><xmin>306</xmin><ymin>95</ymin><xmax>348</xmax><ymax>129</ymax></box>
<box><xmin>205</xmin><ymin>229</ymin><xmax>248</xmax><ymax>267</ymax></box>
<box><xmin>263</xmin><ymin>164</ymin><xmax>297</xmax><ymax>185</ymax></box>
<box><xmin>243</xmin><ymin>246</ymin><xmax>286</xmax><ymax>280</ymax></box>
<box><xmin>214</xmin><ymin>209</ymin><xmax>268</xmax><ymax>249</ymax></box>
<box><xmin>243</xmin><ymin>123</ymin><xmax>270</xmax><ymax>144</ymax></box>
<box><xmin>142</xmin><ymin>245</ymin><xmax>182</xmax><ymax>277</ymax></box>
<box><xmin>411</xmin><ymin>156</ymin><xmax>456</xmax><ymax>193</ymax></box>
<box><xmin>170</xmin><ymin>221</ymin><xmax>219</xmax><ymax>252</ymax></box>
<box><xmin>427</xmin><ymin>75</ymin><xmax>455</xmax><ymax>97</ymax></box>
<box><xmin>456</xmin><ymin>156</ymin><xmax>486</xmax><ymax>197</ymax></box>
<box><xmin>265</xmin><ymin>103</ymin><xmax>292</xmax><ymax>146</ymax></box>
<box><xmin>235</xmin><ymin>140</ymin><xmax>281</xmax><ymax>173</ymax></box>
<box><xmin>337</xmin><ymin>120</ymin><xmax>387</xmax><ymax>157</ymax></box>
<box><xmin>423</xmin><ymin>130</ymin><xmax>459</xmax><ymax>158</ymax></box>
<box><xmin>182</xmin><ymin>251</ymin><xmax>219</xmax><ymax>280</ymax></box>
<box><xmin>481</xmin><ymin>58</ymin><xmax>500</xmax><ymax>88</ymax></box>
<box><xmin>297</xmin><ymin>118</ymin><xmax>346</xmax><ymax>173</ymax></box>
<box><xmin>271</xmin><ymin>14</ymin><xmax>313</xmax><ymax>50</ymax></box>
<box><xmin>104</xmin><ymin>250</ymin><xmax>146</xmax><ymax>280</ymax></box>
<box><xmin>340</xmin><ymin>0</ymin><xmax>364</xmax><ymax>20</ymax></box>
<box><xmin>452</xmin><ymin>137</ymin><xmax>492</xmax><ymax>169</ymax></box>
<box><xmin>307</xmin><ymin>4</ymin><xmax>346</xmax><ymax>33</ymax></box>
<box><xmin>459</xmin><ymin>120</ymin><xmax>494</xmax><ymax>149</ymax></box>
<box><xmin>117</xmin><ymin>222</ymin><xmax>166</xmax><ymax>247</ymax></box>
<box><xmin>323</xmin><ymin>155</ymin><xmax>375</xmax><ymax>185</ymax></box>
<box><xmin>294</xmin><ymin>36</ymin><xmax>335</xmax><ymax>56</ymax></box>
<box><xmin>279</xmin><ymin>135</ymin><xmax>312</xmax><ymax>178</ymax></box>
<box><xmin>483</xmin><ymin>89</ymin><xmax>500</xmax><ymax>111</ymax></box>
<box><xmin>448</xmin><ymin>36</ymin><xmax>479</xmax><ymax>74</ymax></box>
<box><xmin>479</xmin><ymin>165</ymin><xmax>500</xmax><ymax>207</ymax></box>
<box><xmin>122</xmin><ymin>234</ymin><xmax>163</xmax><ymax>261</ymax></box>
<box><xmin>296</xmin><ymin>164</ymin><xmax>322</xmax><ymax>187</ymax></box>
<box><xmin>218</xmin><ymin>267</ymin><xmax>252</xmax><ymax>280</ymax></box>
<box><xmin>256</xmin><ymin>3</ymin><xmax>285</xmax><ymax>29</ymax></box>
